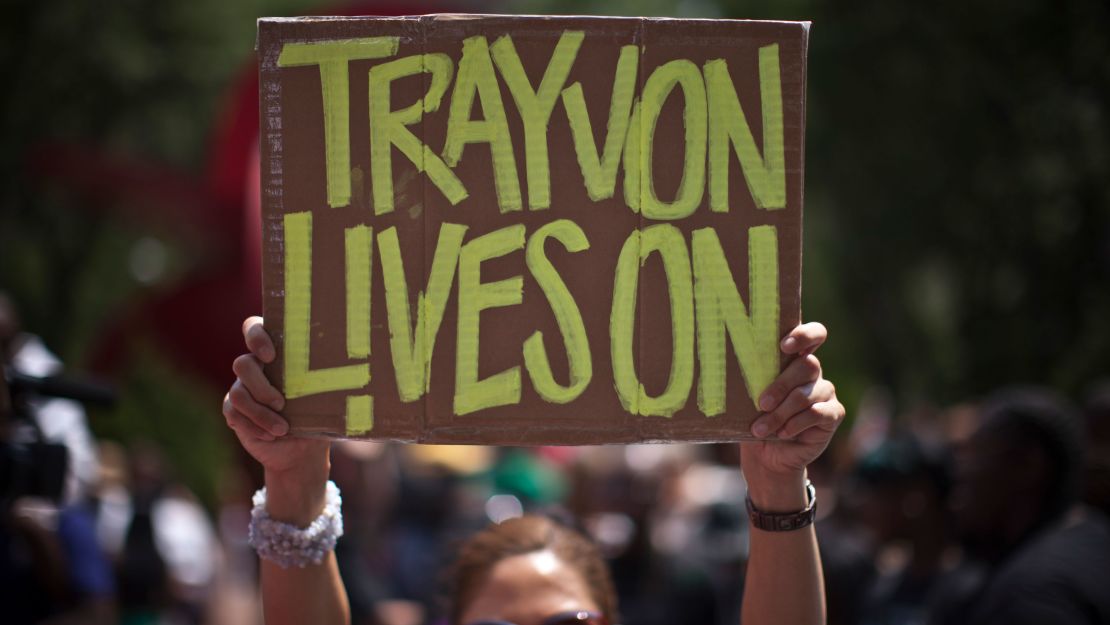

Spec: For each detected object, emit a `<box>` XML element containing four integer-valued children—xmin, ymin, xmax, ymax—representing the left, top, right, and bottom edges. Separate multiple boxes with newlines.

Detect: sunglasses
<box><xmin>464</xmin><ymin>610</ymin><xmax>607</xmax><ymax>625</ymax></box>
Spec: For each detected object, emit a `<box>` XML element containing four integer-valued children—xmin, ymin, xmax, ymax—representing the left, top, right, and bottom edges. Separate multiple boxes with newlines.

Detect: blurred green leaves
<box><xmin>1</xmin><ymin>0</ymin><xmax>318</xmax><ymax>508</ymax></box>
<box><xmin>800</xmin><ymin>0</ymin><xmax>1110</xmax><ymax>405</ymax></box>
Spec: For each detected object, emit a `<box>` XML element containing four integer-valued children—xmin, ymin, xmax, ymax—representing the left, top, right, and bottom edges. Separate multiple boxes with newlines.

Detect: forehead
<box><xmin>459</xmin><ymin>550</ymin><xmax>601</xmax><ymax>625</ymax></box>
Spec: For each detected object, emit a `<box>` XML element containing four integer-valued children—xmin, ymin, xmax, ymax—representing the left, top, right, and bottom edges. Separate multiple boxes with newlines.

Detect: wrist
<box><xmin>743</xmin><ymin>466</ymin><xmax>808</xmax><ymax>513</ymax></box>
<box><xmin>264</xmin><ymin>454</ymin><xmax>331</xmax><ymax>527</ymax></box>
<box><xmin>249</xmin><ymin>480</ymin><xmax>343</xmax><ymax>568</ymax></box>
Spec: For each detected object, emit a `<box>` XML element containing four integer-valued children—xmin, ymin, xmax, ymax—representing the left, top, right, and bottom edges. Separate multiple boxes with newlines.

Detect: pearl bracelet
<box><xmin>248</xmin><ymin>480</ymin><xmax>344</xmax><ymax>568</ymax></box>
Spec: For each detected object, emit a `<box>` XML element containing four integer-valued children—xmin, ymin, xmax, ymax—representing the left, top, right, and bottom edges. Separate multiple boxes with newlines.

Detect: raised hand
<box><xmin>741</xmin><ymin>322</ymin><xmax>845</xmax><ymax>506</ymax></box>
<box><xmin>222</xmin><ymin>316</ymin><xmax>330</xmax><ymax>477</ymax></box>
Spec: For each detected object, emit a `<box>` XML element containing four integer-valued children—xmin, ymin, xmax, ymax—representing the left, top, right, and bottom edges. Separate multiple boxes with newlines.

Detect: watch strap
<box><xmin>746</xmin><ymin>480</ymin><xmax>817</xmax><ymax>532</ymax></box>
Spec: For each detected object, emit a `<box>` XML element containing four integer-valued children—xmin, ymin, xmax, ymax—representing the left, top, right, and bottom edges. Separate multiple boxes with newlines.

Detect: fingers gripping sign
<box><xmin>228</xmin><ymin>379</ymin><xmax>288</xmax><ymax>437</ymax></box>
<box><xmin>778</xmin><ymin>321</ymin><xmax>827</xmax><ymax>358</ymax></box>
<box><xmin>233</xmin><ymin>353</ymin><xmax>285</xmax><ymax>413</ymax></box>
<box><xmin>224</xmin><ymin>391</ymin><xmax>276</xmax><ymax>442</ymax></box>
<box><xmin>243</xmin><ymin>316</ymin><xmax>277</xmax><ymax>364</ymax></box>
<box><xmin>753</xmin><ymin>354</ymin><xmax>823</xmax><ymax>430</ymax></box>
<box><xmin>742</xmin><ymin>322</ymin><xmax>846</xmax><ymax>477</ymax></box>
<box><xmin>224</xmin><ymin>317</ymin><xmax>329</xmax><ymax>476</ymax></box>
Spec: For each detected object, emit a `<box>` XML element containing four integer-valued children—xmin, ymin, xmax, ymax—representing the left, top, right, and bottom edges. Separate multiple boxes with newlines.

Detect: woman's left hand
<box><xmin>741</xmin><ymin>322</ymin><xmax>845</xmax><ymax>490</ymax></box>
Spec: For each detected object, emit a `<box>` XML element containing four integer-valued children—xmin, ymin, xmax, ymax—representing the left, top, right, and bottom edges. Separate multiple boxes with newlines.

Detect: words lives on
<box><xmin>274</xmin><ymin>28</ymin><xmax>793</xmax><ymax>424</ymax></box>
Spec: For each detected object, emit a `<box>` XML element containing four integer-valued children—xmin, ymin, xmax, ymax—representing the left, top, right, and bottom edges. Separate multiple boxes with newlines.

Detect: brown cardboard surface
<box><xmin>258</xmin><ymin>14</ymin><xmax>808</xmax><ymax>444</ymax></box>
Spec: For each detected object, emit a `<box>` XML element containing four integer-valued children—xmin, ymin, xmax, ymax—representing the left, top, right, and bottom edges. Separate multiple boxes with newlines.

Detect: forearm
<box><xmin>740</xmin><ymin>465</ymin><xmax>825</xmax><ymax>625</ymax></box>
<box><xmin>259</xmin><ymin>455</ymin><xmax>351</xmax><ymax>625</ymax></box>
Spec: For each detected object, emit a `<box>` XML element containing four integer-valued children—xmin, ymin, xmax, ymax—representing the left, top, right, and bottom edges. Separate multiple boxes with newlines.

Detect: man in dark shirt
<box><xmin>933</xmin><ymin>388</ymin><xmax>1110</xmax><ymax>625</ymax></box>
<box><xmin>964</xmin><ymin>506</ymin><xmax>1110</xmax><ymax>624</ymax></box>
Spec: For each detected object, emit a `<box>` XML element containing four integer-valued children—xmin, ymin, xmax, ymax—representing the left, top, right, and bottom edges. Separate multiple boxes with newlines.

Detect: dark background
<box><xmin>3</xmin><ymin>0</ymin><xmax>1106</xmax><ymax>502</ymax></box>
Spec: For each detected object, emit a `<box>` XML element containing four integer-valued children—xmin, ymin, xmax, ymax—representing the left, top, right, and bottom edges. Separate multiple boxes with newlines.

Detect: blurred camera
<box><xmin>1</xmin><ymin>366</ymin><xmax>114</xmax><ymax>503</ymax></box>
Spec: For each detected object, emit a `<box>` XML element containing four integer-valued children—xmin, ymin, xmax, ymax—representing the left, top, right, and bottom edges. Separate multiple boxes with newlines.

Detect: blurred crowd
<box><xmin>2</xmin><ymin>0</ymin><xmax>1107</xmax><ymax>620</ymax></box>
<box><xmin>3</xmin><ymin>291</ymin><xmax>1109</xmax><ymax>625</ymax></box>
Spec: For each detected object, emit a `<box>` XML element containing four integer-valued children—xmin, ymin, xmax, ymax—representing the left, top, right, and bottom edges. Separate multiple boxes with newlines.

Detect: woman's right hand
<box><xmin>227</xmin><ymin>319</ymin><xmax>348</xmax><ymax>625</ymax></box>
<box><xmin>222</xmin><ymin>316</ymin><xmax>330</xmax><ymax>478</ymax></box>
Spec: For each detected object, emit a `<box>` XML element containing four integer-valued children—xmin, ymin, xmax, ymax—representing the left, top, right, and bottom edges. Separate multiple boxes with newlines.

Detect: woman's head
<box><xmin>448</xmin><ymin>515</ymin><xmax>618</xmax><ymax>625</ymax></box>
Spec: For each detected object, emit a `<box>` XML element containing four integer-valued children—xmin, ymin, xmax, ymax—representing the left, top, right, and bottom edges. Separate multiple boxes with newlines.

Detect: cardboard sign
<box><xmin>257</xmin><ymin>15</ymin><xmax>808</xmax><ymax>444</ymax></box>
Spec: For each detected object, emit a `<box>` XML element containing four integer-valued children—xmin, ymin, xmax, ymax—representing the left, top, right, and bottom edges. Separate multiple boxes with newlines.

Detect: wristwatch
<box><xmin>745</xmin><ymin>480</ymin><xmax>817</xmax><ymax>532</ymax></box>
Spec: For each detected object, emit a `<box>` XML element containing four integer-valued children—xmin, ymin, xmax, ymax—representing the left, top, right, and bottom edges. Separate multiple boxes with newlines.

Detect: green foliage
<box><xmin>89</xmin><ymin>346</ymin><xmax>233</xmax><ymax>509</ymax></box>
<box><xmin>799</xmin><ymin>0</ymin><xmax>1110</xmax><ymax>405</ymax></box>
<box><xmin>0</xmin><ymin>0</ymin><xmax>321</xmax><ymax>509</ymax></box>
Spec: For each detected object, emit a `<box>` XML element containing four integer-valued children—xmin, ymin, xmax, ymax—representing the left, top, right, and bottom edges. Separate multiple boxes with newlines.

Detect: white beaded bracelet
<box><xmin>248</xmin><ymin>480</ymin><xmax>344</xmax><ymax>568</ymax></box>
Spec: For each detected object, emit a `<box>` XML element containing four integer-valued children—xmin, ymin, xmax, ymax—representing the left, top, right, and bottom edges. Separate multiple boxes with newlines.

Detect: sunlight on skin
<box><xmin>529</xmin><ymin>550</ymin><xmax>560</xmax><ymax>576</ymax></box>
<box><xmin>459</xmin><ymin>550</ymin><xmax>601</xmax><ymax>625</ymax></box>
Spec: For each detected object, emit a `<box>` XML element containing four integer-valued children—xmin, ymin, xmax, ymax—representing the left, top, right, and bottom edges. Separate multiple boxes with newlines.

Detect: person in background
<box><xmin>96</xmin><ymin>441</ymin><xmax>219</xmax><ymax>625</ymax></box>
<box><xmin>222</xmin><ymin>316</ymin><xmax>845</xmax><ymax>625</ymax></box>
<box><xmin>0</xmin><ymin>292</ymin><xmax>116</xmax><ymax>625</ymax></box>
<box><xmin>0</xmin><ymin>291</ymin><xmax>100</xmax><ymax>509</ymax></box>
<box><xmin>932</xmin><ymin>388</ymin><xmax>1110</xmax><ymax>625</ymax></box>
<box><xmin>854</xmin><ymin>435</ymin><xmax>954</xmax><ymax>625</ymax></box>
<box><xmin>1083</xmin><ymin>382</ymin><xmax>1110</xmax><ymax>517</ymax></box>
